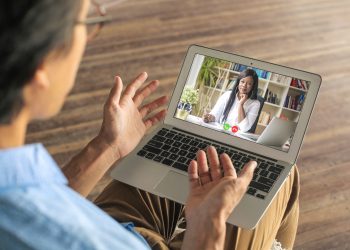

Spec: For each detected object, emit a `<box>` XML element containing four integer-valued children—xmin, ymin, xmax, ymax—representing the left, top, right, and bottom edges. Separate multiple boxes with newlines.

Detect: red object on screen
<box><xmin>231</xmin><ymin>126</ymin><xmax>239</xmax><ymax>133</ymax></box>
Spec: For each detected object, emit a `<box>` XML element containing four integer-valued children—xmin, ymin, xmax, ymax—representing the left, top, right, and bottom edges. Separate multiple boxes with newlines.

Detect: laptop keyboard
<box><xmin>137</xmin><ymin>128</ymin><xmax>285</xmax><ymax>200</ymax></box>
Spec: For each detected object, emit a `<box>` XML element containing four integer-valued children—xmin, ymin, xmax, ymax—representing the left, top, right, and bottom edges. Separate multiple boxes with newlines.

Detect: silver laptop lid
<box><xmin>164</xmin><ymin>45</ymin><xmax>322</xmax><ymax>164</ymax></box>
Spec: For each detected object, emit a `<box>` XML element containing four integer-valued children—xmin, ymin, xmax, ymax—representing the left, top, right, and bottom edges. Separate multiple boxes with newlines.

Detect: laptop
<box><xmin>110</xmin><ymin>45</ymin><xmax>322</xmax><ymax>229</ymax></box>
<box><xmin>237</xmin><ymin>117</ymin><xmax>297</xmax><ymax>149</ymax></box>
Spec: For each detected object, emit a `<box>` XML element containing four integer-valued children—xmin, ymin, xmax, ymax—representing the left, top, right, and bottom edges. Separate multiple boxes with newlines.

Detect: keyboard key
<box><xmin>164</xmin><ymin>139</ymin><xmax>174</xmax><ymax>145</ymax></box>
<box><xmin>178</xmin><ymin>156</ymin><xmax>187</xmax><ymax>163</ymax></box>
<box><xmin>256</xmin><ymin>194</ymin><xmax>266</xmax><ymax>199</ymax></box>
<box><xmin>260</xmin><ymin>170</ymin><xmax>269</xmax><ymax>177</ymax></box>
<box><xmin>269</xmin><ymin>166</ymin><xmax>283</xmax><ymax>174</ymax></box>
<box><xmin>146</xmin><ymin>153</ymin><xmax>155</xmax><ymax>159</ymax></box>
<box><xmin>169</xmin><ymin>154</ymin><xmax>179</xmax><ymax>161</ymax></box>
<box><xmin>255</xmin><ymin>168</ymin><xmax>262</xmax><ymax>175</ymax></box>
<box><xmin>232</xmin><ymin>154</ymin><xmax>242</xmax><ymax>161</ymax></box>
<box><xmin>221</xmin><ymin>146</ymin><xmax>229</xmax><ymax>151</ymax></box>
<box><xmin>186</xmin><ymin>152</ymin><xmax>196</xmax><ymax>159</ymax></box>
<box><xmin>259</xmin><ymin>163</ymin><xmax>268</xmax><ymax>170</ymax></box>
<box><xmin>189</xmin><ymin>141</ymin><xmax>199</xmax><ymax>147</ymax></box>
<box><xmin>229</xmin><ymin>149</ymin><xmax>237</xmax><ymax>155</ymax></box>
<box><xmin>153</xmin><ymin>156</ymin><xmax>163</xmax><ymax>162</ymax></box>
<box><xmin>172</xmin><ymin>161</ymin><xmax>188</xmax><ymax>171</ymax></box>
<box><xmin>198</xmin><ymin>142</ymin><xmax>208</xmax><ymax>149</ymax></box>
<box><xmin>162</xmin><ymin>158</ymin><xmax>174</xmax><ymax>166</ymax></box>
<box><xmin>180</xmin><ymin>144</ymin><xmax>190</xmax><ymax>150</ymax></box>
<box><xmin>181</xmin><ymin>138</ymin><xmax>191</xmax><ymax>144</ymax></box>
<box><xmin>178</xmin><ymin>150</ymin><xmax>187</xmax><ymax>156</ymax></box>
<box><xmin>173</xmin><ymin>142</ymin><xmax>182</xmax><ymax>148</ymax></box>
<box><xmin>233</xmin><ymin>161</ymin><xmax>243</xmax><ymax>169</ymax></box>
<box><xmin>157</xmin><ymin>130</ymin><xmax>167</xmax><ymax>136</ymax></box>
<box><xmin>169</xmin><ymin>147</ymin><xmax>179</xmax><ymax>153</ymax></box>
<box><xmin>165</xmin><ymin>133</ymin><xmax>175</xmax><ymax>139</ymax></box>
<box><xmin>189</xmin><ymin>147</ymin><xmax>198</xmax><ymax>153</ymax></box>
<box><xmin>153</xmin><ymin>135</ymin><xmax>166</xmax><ymax>142</ymax></box>
<box><xmin>173</xmin><ymin>135</ymin><xmax>183</xmax><ymax>141</ymax></box>
<box><xmin>143</xmin><ymin>145</ymin><xmax>162</xmax><ymax>155</ymax></box>
<box><xmin>249</xmin><ymin>181</ymin><xmax>270</xmax><ymax>193</ymax></box>
<box><xmin>269</xmin><ymin>173</ymin><xmax>278</xmax><ymax>181</ymax></box>
<box><xmin>256</xmin><ymin>159</ymin><xmax>264</xmax><ymax>165</ymax></box>
<box><xmin>276</xmin><ymin>164</ymin><xmax>285</xmax><ymax>170</ymax></box>
<box><xmin>226</xmin><ymin>151</ymin><xmax>235</xmax><ymax>157</ymax></box>
<box><xmin>217</xmin><ymin>148</ymin><xmax>224</xmax><ymax>154</ymax></box>
<box><xmin>148</xmin><ymin>140</ymin><xmax>163</xmax><ymax>148</ymax></box>
<box><xmin>247</xmin><ymin>187</ymin><xmax>257</xmax><ymax>196</ymax></box>
<box><xmin>161</xmin><ymin>144</ymin><xmax>171</xmax><ymax>151</ymax></box>
<box><xmin>241</xmin><ymin>156</ymin><xmax>250</xmax><ymax>163</ymax></box>
<box><xmin>258</xmin><ymin>176</ymin><xmax>274</xmax><ymax>187</ymax></box>
<box><xmin>161</xmin><ymin>151</ymin><xmax>170</xmax><ymax>157</ymax></box>
<box><xmin>137</xmin><ymin>150</ymin><xmax>147</xmax><ymax>156</ymax></box>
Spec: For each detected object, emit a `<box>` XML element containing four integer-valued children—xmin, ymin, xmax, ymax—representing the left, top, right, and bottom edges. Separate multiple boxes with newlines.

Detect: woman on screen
<box><xmin>203</xmin><ymin>68</ymin><xmax>261</xmax><ymax>133</ymax></box>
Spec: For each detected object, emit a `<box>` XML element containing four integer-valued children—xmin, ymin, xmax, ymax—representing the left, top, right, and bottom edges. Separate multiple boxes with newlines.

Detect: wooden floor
<box><xmin>26</xmin><ymin>0</ymin><xmax>350</xmax><ymax>249</ymax></box>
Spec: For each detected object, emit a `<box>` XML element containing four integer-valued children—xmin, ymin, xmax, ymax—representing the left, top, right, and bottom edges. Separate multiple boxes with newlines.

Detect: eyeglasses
<box><xmin>77</xmin><ymin>0</ymin><xmax>111</xmax><ymax>41</ymax></box>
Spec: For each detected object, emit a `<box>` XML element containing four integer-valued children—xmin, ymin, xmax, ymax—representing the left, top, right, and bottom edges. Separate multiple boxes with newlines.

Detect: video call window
<box><xmin>175</xmin><ymin>54</ymin><xmax>310</xmax><ymax>152</ymax></box>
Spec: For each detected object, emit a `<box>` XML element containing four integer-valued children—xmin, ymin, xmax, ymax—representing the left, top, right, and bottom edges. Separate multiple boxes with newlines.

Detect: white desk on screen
<box><xmin>185</xmin><ymin>115</ymin><xmax>258</xmax><ymax>142</ymax></box>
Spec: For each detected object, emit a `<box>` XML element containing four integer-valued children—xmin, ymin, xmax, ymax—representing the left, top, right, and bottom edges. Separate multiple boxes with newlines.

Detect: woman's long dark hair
<box><xmin>220</xmin><ymin>68</ymin><xmax>259</xmax><ymax>123</ymax></box>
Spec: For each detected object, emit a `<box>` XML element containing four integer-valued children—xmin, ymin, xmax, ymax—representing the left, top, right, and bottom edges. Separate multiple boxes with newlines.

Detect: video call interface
<box><xmin>174</xmin><ymin>54</ymin><xmax>310</xmax><ymax>152</ymax></box>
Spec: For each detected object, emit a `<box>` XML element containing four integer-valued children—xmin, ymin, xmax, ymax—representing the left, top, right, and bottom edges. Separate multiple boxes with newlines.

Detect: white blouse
<box><xmin>209</xmin><ymin>91</ymin><xmax>261</xmax><ymax>133</ymax></box>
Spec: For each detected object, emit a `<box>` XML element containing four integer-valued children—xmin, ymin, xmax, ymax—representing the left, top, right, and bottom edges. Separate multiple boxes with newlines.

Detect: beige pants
<box><xmin>95</xmin><ymin>166</ymin><xmax>300</xmax><ymax>250</ymax></box>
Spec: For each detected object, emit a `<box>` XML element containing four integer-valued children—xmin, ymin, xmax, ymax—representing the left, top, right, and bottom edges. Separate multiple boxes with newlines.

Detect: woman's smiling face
<box><xmin>238</xmin><ymin>76</ymin><xmax>254</xmax><ymax>95</ymax></box>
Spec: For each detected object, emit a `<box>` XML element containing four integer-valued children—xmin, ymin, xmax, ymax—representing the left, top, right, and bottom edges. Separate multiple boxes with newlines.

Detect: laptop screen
<box><xmin>174</xmin><ymin>54</ymin><xmax>311</xmax><ymax>152</ymax></box>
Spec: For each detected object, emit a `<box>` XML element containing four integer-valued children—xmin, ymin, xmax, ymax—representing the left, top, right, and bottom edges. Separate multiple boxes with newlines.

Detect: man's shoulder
<box><xmin>0</xmin><ymin>185</ymin><xmax>150</xmax><ymax>250</ymax></box>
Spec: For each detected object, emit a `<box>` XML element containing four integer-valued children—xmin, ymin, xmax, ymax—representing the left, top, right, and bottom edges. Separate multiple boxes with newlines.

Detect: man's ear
<box><xmin>29</xmin><ymin>62</ymin><xmax>50</xmax><ymax>90</ymax></box>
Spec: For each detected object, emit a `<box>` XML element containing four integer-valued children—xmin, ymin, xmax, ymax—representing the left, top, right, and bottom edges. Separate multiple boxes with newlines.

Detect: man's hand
<box><xmin>98</xmin><ymin>72</ymin><xmax>168</xmax><ymax>160</ymax></box>
<box><xmin>63</xmin><ymin>72</ymin><xmax>167</xmax><ymax>196</ymax></box>
<box><xmin>182</xmin><ymin>146</ymin><xmax>256</xmax><ymax>250</ymax></box>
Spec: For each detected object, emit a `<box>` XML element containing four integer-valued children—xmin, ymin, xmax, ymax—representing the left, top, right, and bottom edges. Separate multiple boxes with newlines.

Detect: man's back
<box><xmin>0</xmin><ymin>144</ymin><xmax>150</xmax><ymax>250</ymax></box>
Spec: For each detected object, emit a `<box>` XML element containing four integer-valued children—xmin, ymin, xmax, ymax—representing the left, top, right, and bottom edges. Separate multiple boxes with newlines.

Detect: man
<box><xmin>0</xmin><ymin>1</ymin><xmax>299</xmax><ymax>249</ymax></box>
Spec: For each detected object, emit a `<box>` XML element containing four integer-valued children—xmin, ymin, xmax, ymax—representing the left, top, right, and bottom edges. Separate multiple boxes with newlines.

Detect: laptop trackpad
<box><xmin>154</xmin><ymin>170</ymin><xmax>189</xmax><ymax>204</ymax></box>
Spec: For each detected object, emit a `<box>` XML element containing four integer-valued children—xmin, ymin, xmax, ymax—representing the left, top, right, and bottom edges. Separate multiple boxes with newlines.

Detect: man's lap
<box><xmin>94</xmin><ymin>165</ymin><xmax>300</xmax><ymax>250</ymax></box>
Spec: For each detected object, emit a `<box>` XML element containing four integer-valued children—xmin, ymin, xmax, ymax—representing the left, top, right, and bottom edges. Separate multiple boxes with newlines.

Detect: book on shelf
<box><xmin>265</xmin><ymin>89</ymin><xmax>279</xmax><ymax>105</ymax></box>
<box><xmin>231</xmin><ymin>64</ymin><xmax>270</xmax><ymax>79</ymax></box>
<box><xmin>269</xmin><ymin>73</ymin><xmax>292</xmax><ymax>85</ymax></box>
<box><xmin>253</xmin><ymin>68</ymin><xmax>270</xmax><ymax>80</ymax></box>
<box><xmin>232</xmin><ymin>64</ymin><xmax>248</xmax><ymax>72</ymax></box>
<box><xmin>284</xmin><ymin>93</ymin><xmax>305</xmax><ymax>111</ymax></box>
<box><xmin>290</xmin><ymin>78</ymin><xmax>308</xmax><ymax>90</ymax></box>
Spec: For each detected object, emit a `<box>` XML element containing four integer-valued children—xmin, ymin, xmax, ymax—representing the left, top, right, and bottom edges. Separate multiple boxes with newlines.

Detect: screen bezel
<box><xmin>164</xmin><ymin>45</ymin><xmax>322</xmax><ymax>163</ymax></box>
